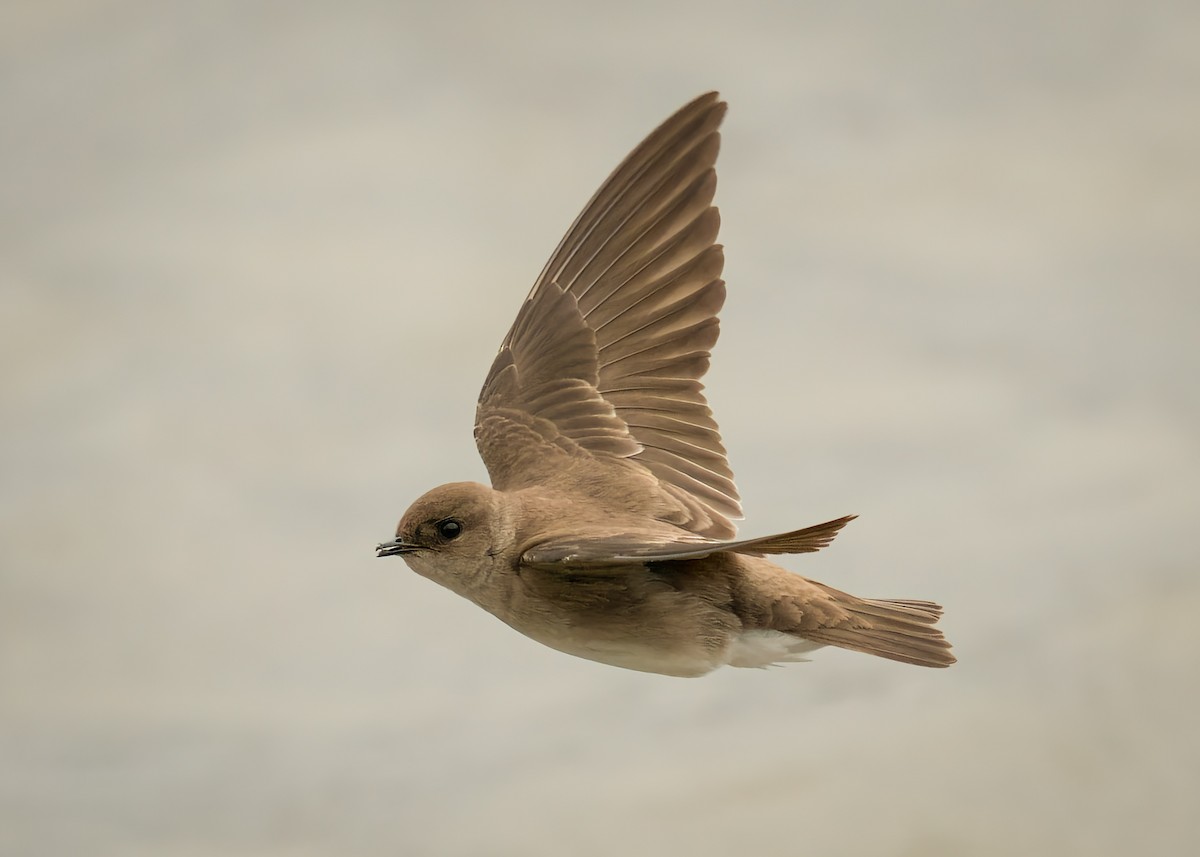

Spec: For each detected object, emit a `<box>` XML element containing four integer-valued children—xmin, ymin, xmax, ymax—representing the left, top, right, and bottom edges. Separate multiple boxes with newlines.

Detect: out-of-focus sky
<box><xmin>3</xmin><ymin>1</ymin><xmax>1197</xmax><ymax>854</ymax></box>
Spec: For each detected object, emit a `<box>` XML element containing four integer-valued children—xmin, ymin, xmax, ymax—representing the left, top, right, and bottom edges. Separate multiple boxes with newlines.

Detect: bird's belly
<box><xmin>500</xmin><ymin>611</ymin><xmax>729</xmax><ymax>678</ymax></box>
<box><xmin>517</xmin><ymin>625</ymin><xmax>823</xmax><ymax>675</ymax></box>
<box><xmin>537</xmin><ymin>631</ymin><xmax>724</xmax><ymax>677</ymax></box>
<box><xmin>499</xmin><ymin>565</ymin><xmax>743</xmax><ymax>677</ymax></box>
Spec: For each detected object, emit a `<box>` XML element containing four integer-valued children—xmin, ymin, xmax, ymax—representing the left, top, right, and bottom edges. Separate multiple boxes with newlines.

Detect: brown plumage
<box><xmin>378</xmin><ymin>93</ymin><xmax>955</xmax><ymax>676</ymax></box>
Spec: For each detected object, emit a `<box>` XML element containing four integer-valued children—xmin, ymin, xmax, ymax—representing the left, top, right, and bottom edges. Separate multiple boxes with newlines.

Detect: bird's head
<box><xmin>377</xmin><ymin>481</ymin><xmax>511</xmax><ymax>597</ymax></box>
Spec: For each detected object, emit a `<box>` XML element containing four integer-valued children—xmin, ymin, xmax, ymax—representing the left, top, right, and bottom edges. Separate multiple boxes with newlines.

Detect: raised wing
<box><xmin>475</xmin><ymin>92</ymin><xmax>740</xmax><ymax>538</ymax></box>
<box><xmin>521</xmin><ymin>516</ymin><xmax>856</xmax><ymax>571</ymax></box>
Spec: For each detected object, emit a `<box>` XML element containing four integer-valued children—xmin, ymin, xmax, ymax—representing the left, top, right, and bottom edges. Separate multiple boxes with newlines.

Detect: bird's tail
<box><xmin>802</xmin><ymin>585</ymin><xmax>956</xmax><ymax>668</ymax></box>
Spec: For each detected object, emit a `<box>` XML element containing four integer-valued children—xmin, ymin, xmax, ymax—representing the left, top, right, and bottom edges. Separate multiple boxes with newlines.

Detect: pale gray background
<box><xmin>3</xmin><ymin>1</ymin><xmax>1198</xmax><ymax>855</ymax></box>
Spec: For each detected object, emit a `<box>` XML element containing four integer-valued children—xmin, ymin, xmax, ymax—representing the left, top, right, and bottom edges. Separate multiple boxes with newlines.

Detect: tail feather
<box><xmin>803</xmin><ymin>590</ymin><xmax>956</xmax><ymax>668</ymax></box>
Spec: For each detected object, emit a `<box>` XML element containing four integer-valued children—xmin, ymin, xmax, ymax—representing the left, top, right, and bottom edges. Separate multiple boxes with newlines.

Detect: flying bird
<box><xmin>377</xmin><ymin>92</ymin><xmax>955</xmax><ymax>677</ymax></box>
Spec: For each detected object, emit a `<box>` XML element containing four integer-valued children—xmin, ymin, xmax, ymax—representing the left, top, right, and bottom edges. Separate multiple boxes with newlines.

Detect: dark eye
<box><xmin>436</xmin><ymin>518</ymin><xmax>463</xmax><ymax>541</ymax></box>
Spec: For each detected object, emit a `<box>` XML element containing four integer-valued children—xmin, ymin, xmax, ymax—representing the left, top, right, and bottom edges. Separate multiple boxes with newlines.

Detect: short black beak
<box><xmin>376</xmin><ymin>537</ymin><xmax>421</xmax><ymax>558</ymax></box>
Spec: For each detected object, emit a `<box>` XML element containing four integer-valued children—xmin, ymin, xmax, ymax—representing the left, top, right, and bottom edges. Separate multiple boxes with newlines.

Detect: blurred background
<box><xmin>3</xmin><ymin>1</ymin><xmax>1198</xmax><ymax>854</ymax></box>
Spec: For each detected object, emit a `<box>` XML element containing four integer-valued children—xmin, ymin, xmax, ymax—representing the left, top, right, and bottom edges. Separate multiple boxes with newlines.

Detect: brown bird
<box><xmin>377</xmin><ymin>92</ymin><xmax>955</xmax><ymax>676</ymax></box>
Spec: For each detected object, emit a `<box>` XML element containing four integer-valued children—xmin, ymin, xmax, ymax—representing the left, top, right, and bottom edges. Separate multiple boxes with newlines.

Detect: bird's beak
<box><xmin>376</xmin><ymin>537</ymin><xmax>422</xmax><ymax>558</ymax></box>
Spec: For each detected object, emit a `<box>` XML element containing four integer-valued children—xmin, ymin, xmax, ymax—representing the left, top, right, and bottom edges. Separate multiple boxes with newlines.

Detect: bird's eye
<box><xmin>436</xmin><ymin>519</ymin><xmax>463</xmax><ymax>541</ymax></box>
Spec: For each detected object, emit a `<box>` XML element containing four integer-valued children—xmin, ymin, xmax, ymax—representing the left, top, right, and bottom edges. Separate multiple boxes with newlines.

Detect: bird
<box><xmin>376</xmin><ymin>92</ymin><xmax>955</xmax><ymax>677</ymax></box>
